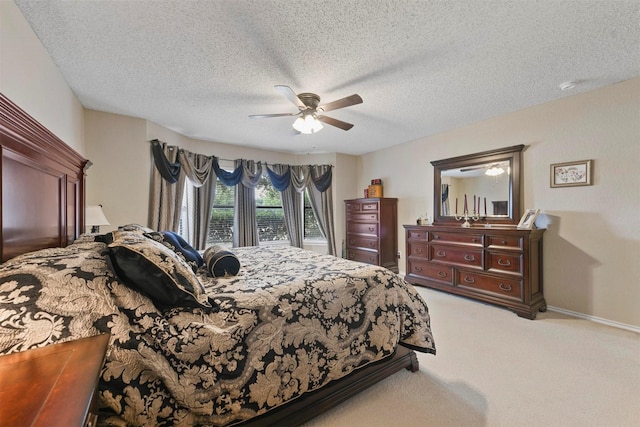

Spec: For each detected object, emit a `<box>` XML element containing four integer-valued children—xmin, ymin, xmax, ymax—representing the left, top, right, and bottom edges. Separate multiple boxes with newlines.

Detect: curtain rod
<box><xmin>149</xmin><ymin>139</ymin><xmax>334</xmax><ymax>167</ymax></box>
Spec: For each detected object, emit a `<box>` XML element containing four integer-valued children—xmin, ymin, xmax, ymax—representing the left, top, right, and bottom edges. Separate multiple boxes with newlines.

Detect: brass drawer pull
<box><xmin>414</xmin><ymin>266</ymin><xmax>422</xmax><ymax>272</ymax></box>
<box><xmin>369</xmin><ymin>242</ymin><xmax>375</xmax><ymax>247</ymax></box>
<box><xmin>498</xmin><ymin>259</ymin><xmax>512</xmax><ymax>266</ymax></box>
<box><xmin>437</xmin><ymin>271</ymin><xmax>447</xmax><ymax>278</ymax></box>
<box><xmin>463</xmin><ymin>275</ymin><xmax>475</xmax><ymax>283</ymax></box>
<box><xmin>471</xmin><ymin>238</ymin><xmax>478</xmax><ymax>243</ymax></box>
<box><xmin>414</xmin><ymin>248</ymin><xmax>423</xmax><ymax>254</ymax></box>
<box><xmin>499</xmin><ymin>283</ymin><xmax>512</xmax><ymax>292</ymax></box>
<box><xmin>464</xmin><ymin>254</ymin><xmax>476</xmax><ymax>262</ymax></box>
<box><xmin>434</xmin><ymin>235</ymin><xmax>440</xmax><ymax>239</ymax></box>
<box><xmin>368</xmin><ymin>227</ymin><xmax>375</xmax><ymax>232</ymax></box>
<box><xmin>436</xmin><ymin>250</ymin><xmax>446</xmax><ymax>257</ymax></box>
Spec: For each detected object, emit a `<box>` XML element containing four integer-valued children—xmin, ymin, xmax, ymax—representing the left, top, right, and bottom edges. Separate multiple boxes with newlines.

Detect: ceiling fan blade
<box><xmin>319</xmin><ymin>94</ymin><xmax>363</xmax><ymax>113</ymax></box>
<box><xmin>249</xmin><ymin>113</ymin><xmax>297</xmax><ymax>119</ymax></box>
<box><xmin>317</xmin><ymin>115</ymin><xmax>354</xmax><ymax>131</ymax></box>
<box><xmin>274</xmin><ymin>85</ymin><xmax>306</xmax><ymax>109</ymax></box>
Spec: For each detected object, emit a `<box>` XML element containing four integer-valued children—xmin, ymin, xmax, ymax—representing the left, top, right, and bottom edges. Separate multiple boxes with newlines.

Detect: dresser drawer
<box><xmin>347</xmin><ymin>222</ymin><xmax>378</xmax><ymax>236</ymax></box>
<box><xmin>431</xmin><ymin>231</ymin><xmax>483</xmax><ymax>246</ymax></box>
<box><xmin>408</xmin><ymin>241</ymin><xmax>428</xmax><ymax>258</ymax></box>
<box><xmin>347</xmin><ymin>248</ymin><xmax>379</xmax><ymax>265</ymax></box>
<box><xmin>347</xmin><ymin>212</ymin><xmax>379</xmax><ymax>222</ymax></box>
<box><xmin>488</xmin><ymin>234</ymin><xmax>523</xmax><ymax>249</ymax></box>
<box><xmin>431</xmin><ymin>244</ymin><xmax>483</xmax><ymax>269</ymax></box>
<box><xmin>407</xmin><ymin>228</ymin><xmax>428</xmax><ymax>241</ymax></box>
<box><xmin>408</xmin><ymin>259</ymin><xmax>454</xmax><ymax>285</ymax></box>
<box><xmin>347</xmin><ymin>236</ymin><xmax>379</xmax><ymax>251</ymax></box>
<box><xmin>487</xmin><ymin>251</ymin><xmax>523</xmax><ymax>275</ymax></box>
<box><xmin>457</xmin><ymin>271</ymin><xmax>523</xmax><ymax>301</ymax></box>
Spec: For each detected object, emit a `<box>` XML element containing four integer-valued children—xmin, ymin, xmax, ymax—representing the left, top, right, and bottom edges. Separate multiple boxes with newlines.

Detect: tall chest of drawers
<box><xmin>404</xmin><ymin>224</ymin><xmax>545</xmax><ymax>319</ymax></box>
<box><xmin>345</xmin><ymin>198</ymin><xmax>398</xmax><ymax>273</ymax></box>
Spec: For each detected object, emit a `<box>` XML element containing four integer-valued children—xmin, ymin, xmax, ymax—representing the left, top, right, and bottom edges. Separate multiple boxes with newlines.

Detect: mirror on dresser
<box><xmin>431</xmin><ymin>145</ymin><xmax>524</xmax><ymax>226</ymax></box>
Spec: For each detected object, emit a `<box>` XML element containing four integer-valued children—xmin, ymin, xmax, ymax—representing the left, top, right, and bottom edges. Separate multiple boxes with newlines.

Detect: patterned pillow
<box><xmin>144</xmin><ymin>231</ymin><xmax>204</xmax><ymax>272</ymax></box>
<box><xmin>106</xmin><ymin>231</ymin><xmax>215</xmax><ymax>311</ymax></box>
<box><xmin>203</xmin><ymin>245</ymin><xmax>241</xmax><ymax>278</ymax></box>
<box><xmin>118</xmin><ymin>223</ymin><xmax>155</xmax><ymax>234</ymax></box>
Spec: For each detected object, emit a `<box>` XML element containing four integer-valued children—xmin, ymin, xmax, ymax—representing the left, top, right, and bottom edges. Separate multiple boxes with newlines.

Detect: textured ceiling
<box><xmin>14</xmin><ymin>0</ymin><xmax>640</xmax><ymax>155</ymax></box>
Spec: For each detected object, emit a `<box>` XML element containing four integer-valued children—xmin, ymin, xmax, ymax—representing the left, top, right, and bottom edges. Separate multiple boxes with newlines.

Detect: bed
<box><xmin>0</xmin><ymin>93</ymin><xmax>435</xmax><ymax>426</ymax></box>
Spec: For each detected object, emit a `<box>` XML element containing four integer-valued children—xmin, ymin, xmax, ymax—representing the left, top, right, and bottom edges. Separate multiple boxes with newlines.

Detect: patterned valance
<box><xmin>151</xmin><ymin>139</ymin><xmax>332</xmax><ymax>193</ymax></box>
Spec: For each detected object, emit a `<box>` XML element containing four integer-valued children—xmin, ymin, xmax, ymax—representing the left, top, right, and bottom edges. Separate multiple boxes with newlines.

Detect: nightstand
<box><xmin>0</xmin><ymin>333</ymin><xmax>110</xmax><ymax>427</ymax></box>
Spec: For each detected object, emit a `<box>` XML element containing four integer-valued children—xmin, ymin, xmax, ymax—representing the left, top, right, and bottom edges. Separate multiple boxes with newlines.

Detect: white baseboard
<box><xmin>547</xmin><ymin>305</ymin><xmax>640</xmax><ymax>334</ymax></box>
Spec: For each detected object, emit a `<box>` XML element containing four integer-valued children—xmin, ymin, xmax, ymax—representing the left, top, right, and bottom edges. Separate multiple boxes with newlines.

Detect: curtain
<box><xmin>179</xmin><ymin>150</ymin><xmax>216</xmax><ymax>249</ymax></box>
<box><xmin>307</xmin><ymin>165</ymin><xmax>337</xmax><ymax>255</ymax></box>
<box><xmin>150</xmin><ymin>142</ymin><xmax>186</xmax><ymax>231</ymax></box>
<box><xmin>233</xmin><ymin>160</ymin><xmax>260</xmax><ymax>247</ymax></box>
<box><xmin>441</xmin><ymin>184</ymin><xmax>449</xmax><ymax>216</ymax></box>
<box><xmin>269</xmin><ymin>164</ymin><xmax>303</xmax><ymax>248</ymax></box>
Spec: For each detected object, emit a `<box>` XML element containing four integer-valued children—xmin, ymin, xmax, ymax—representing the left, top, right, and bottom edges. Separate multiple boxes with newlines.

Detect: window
<box><xmin>207</xmin><ymin>179</ymin><xmax>235</xmax><ymax>246</ymax></box>
<box><xmin>304</xmin><ymin>190</ymin><xmax>324</xmax><ymax>240</ymax></box>
<box><xmin>256</xmin><ymin>175</ymin><xmax>288</xmax><ymax>243</ymax></box>
<box><xmin>180</xmin><ymin>169</ymin><xmax>325</xmax><ymax>246</ymax></box>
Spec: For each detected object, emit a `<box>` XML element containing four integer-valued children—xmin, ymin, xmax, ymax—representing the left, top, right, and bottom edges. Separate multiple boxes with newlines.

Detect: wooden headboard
<box><xmin>0</xmin><ymin>93</ymin><xmax>89</xmax><ymax>262</ymax></box>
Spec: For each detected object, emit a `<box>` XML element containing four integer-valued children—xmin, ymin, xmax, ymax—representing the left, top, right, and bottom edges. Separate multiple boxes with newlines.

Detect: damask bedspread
<box><xmin>0</xmin><ymin>240</ymin><xmax>435</xmax><ymax>426</ymax></box>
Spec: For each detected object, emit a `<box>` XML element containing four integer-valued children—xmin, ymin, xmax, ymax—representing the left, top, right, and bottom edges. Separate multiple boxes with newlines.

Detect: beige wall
<box><xmin>85</xmin><ymin>111</ymin><xmax>340</xmax><ymax>253</ymax></box>
<box><xmin>0</xmin><ymin>0</ymin><xmax>85</xmax><ymax>154</ymax></box>
<box><xmin>359</xmin><ymin>77</ymin><xmax>640</xmax><ymax>328</ymax></box>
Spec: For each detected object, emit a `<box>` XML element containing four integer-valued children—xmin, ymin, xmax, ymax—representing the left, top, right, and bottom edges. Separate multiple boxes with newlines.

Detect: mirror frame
<box><xmin>431</xmin><ymin>144</ymin><xmax>524</xmax><ymax>226</ymax></box>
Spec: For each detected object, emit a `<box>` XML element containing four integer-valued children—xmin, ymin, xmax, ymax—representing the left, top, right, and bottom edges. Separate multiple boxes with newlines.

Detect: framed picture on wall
<box><xmin>550</xmin><ymin>160</ymin><xmax>593</xmax><ymax>187</ymax></box>
<box><xmin>517</xmin><ymin>209</ymin><xmax>540</xmax><ymax>229</ymax></box>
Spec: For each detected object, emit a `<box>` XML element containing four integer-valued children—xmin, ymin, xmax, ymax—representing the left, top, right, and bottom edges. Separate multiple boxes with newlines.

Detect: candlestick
<box><xmin>478</xmin><ymin>197</ymin><xmax>481</xmax><ymax>216</ymax></box>
<box><xmin>454</xmin><ymin>209</ymin><xmax>480</xmax><ymax>228</ymax></box>
<box><xmin>455</xmin><ymin>198</ymin><xmax>458</xmax><ymax>215</ymax></box>
<box><xmin>464</xmin><ymin>194</ymin><xmax>468</xmax><ymax>214</ymax></box>
<box><xmin>473</xmin><ymin>195</ymin><xmax>476</xmax><ymax>214</ymax></box>
<box><xmin>484</xmin><ymin>197</ymin><xmax>487</xmax><ymax>216</ymax></box>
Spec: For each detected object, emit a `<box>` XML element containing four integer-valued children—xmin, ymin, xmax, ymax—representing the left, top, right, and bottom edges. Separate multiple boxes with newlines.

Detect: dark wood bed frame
<box><xmin>0</xmin><ymin>92</ymin><xmax>419</xmax><ymax>426</ymax></box>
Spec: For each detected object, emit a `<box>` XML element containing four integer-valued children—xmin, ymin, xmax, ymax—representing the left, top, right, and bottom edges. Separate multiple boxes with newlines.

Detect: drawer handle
<box><xmin>437</xmin><ymin>271</ymin><xmax>448</xmax><ymax>278</ymax></box>
<box><xmin>369</xmin><ymin>242</ymin><xmax>375</xmax><ymax>247</ymax></box>
<box><xmin>501</xmin><ymin>240</ymin><xmax>507</xmax><ymax>245</ymax></box>
<box><xmin>436</xmin><ymin>250</ymin><xmax>446</xmax><ymax>257</ymax></box>
<box><xmin>414</xmin><ymin>248</ymin><xmax>423</xmax><ymax>254</ymax></box>
<box><xmin>464</xmin><ymin>254</ymin><xmax>476</xmax><ymax>262</ymax></box>
<box><xmin>471</xmin><ymin>238</ymin><xmax>478</xmax><ymax>243</ymax></box>
<box><xmin>463</xmin><ymin>275</ymin><xmax>475</xmax><ymax>283</ymax></box>
<box><xmin>434</xmin><ymin>235</ymin><xmax>440</xmax><ymax>239</ymax></box>
<box><xmin>499</xmin><ymin>283</ymin><xmax>512</xmax><ymax>292</ymax></box>
<box><xmin>368</xmin><ymin>227</ymin><xmax>375</xmax><ymax>232</ymax></box>
<box><xmin>414</xmin><ymin>266</ymin><xmax>423</xmax><ymax>272</ymax></box>
<box><xmin>349</xmin><ymin>240</ymin><xmax>355</xmax><ymax>245</ymax></box>
<box><xmin>498</xmin><ymin>259</ymin><xmax>511</xmax><ymax>266</ymax></box>
<box><xmin>370</xmin><ymin>215</ymin><xmax>376</xmax><ymax>219</ymax></box>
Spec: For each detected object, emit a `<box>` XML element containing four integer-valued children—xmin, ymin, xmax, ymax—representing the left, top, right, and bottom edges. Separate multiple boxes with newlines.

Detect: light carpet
<box><xmin>303</xmin><ymin>287</ymin><xmax>640</xmax><ymax>427</ymax></box>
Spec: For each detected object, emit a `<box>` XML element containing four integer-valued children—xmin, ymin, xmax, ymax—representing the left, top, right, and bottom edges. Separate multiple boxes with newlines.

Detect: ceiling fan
<box><xmin>461</xmin><ymin>162</ymin><xmax>507</xmax><ymax>176</ymax></box>
<box><xmin>249</xmin><ymin>85</ymin><xmax>363</xmax><ymax>134</ymax></box>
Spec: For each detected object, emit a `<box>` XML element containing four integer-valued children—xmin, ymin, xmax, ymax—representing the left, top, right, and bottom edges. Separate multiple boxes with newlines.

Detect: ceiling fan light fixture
<box><xmin>485</xmin><ymin>165</ymin><xmax>505</xmax><ymax>176</ymax></box>
<box><xmin>292</xmin><ymin>114</ymin><xmax>323</xmax><ymax>134</ymax></box>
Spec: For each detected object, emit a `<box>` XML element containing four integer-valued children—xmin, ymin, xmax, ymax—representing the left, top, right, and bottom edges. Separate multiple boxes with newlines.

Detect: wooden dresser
<box><xmin>345</xmin><ymin>198</ymin><xmax>398</xmax><ymax>273</ymax></box>
<box><xmin>0</xmin><ymin>333</ymin><xmax>110</xmax><ymax>427</ymax></box>
<box><xmin>404</xmin><ymin>224</ymin><xmax>545</xmax><ymax>319</ymax></box>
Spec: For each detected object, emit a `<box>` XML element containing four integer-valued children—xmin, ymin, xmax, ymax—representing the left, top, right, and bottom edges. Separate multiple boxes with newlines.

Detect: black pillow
<box><xmin>203</xmin><ymin>245</ymin><xmax>241</xmax><ymax>278</ymax></box>
<box><xmin>106</xmin><ymin>231</ymin><xmax>215</xmax><ymax>311</ymax></box>
<box><xmin>144</xmin><ymin>231</ymin><xmax>204</xmax><ymax>272</ymax></box>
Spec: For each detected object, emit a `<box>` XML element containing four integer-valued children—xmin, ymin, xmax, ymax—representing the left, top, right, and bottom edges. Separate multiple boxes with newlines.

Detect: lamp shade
<box><xmin>86</xmin><ymin>205</ymin><xmax>110</xmax><ymax>233</ymax></box>
<box><xmin>292</xmin><ymin>114</ymin><xmax>323</xmax><ymax>134</ymax></box>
